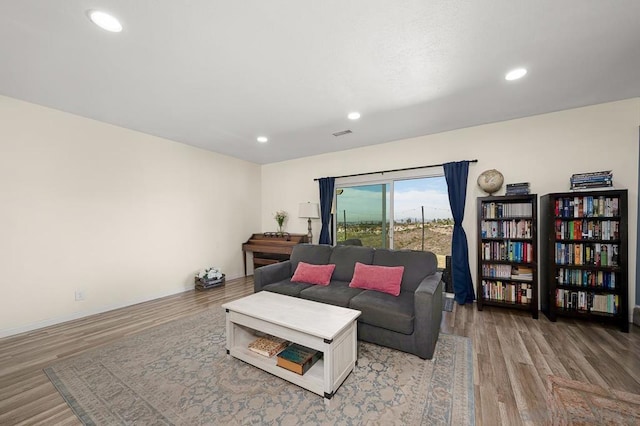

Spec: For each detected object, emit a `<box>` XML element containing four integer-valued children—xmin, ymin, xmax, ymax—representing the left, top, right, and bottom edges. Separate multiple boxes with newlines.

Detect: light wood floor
<box><xmin>1</xmin><ymin>277</ymin><xmax>639</xmax><ymax>425</ymax></box>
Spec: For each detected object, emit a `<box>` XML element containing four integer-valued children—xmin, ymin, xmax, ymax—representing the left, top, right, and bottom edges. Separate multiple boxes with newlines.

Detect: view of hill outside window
<box><xmin>335</xmin><ymin>176</ymin><xmax>453</xmax><ymax>268</ymax></box>
<box><xmin>335</xmin><ymin>183</ymin><xmax>391</xmax><ymax>249</ymax></box>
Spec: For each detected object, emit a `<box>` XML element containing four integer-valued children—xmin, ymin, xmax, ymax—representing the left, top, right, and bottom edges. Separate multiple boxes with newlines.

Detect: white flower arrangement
<box><xmin>196</xmin><ymin>267</ymin><xmax>223</xmax><ymax>281</ymax></box>
<box><xmin>274</xmin><ymin>210</ymin><xmax>287</xmax><ymax>232</ymax></box>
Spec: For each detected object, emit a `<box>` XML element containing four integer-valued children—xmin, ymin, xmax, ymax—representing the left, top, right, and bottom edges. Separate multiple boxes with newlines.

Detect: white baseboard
<box><xmin>0</xmin><ymin>286</ymin><xmax>190</xmax><ymax>339</ymax></box>
<box><xmin>633</xmin><ymin>305</ymin><xmax>640</xmax><ymax>327</ymax></box>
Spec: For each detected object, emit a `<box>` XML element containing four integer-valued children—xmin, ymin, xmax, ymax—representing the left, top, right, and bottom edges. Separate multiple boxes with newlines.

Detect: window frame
<box><xmin>333</xmin><ymin>167</ymin><xmax>447</xmax><ymax>249</ymax></box>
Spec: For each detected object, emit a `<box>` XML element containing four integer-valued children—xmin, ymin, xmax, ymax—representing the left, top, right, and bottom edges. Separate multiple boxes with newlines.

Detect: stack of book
<box><xmin>570</xmin><ymin>171</ymin><xmax>613</xmax><ymax>190</ymax></box>
<box><xmin>511</xmin><ymin>266</ymin><xmax>533</xmax><ymax>281</ymax></box>
<box><xmin>276</xmin><ymin>343</ymin><xmax>322</xmax><ymax>375</ymax></box>
<box><xmin>248</xmin><ymin>335</ymin><xmax>289</xmax><ymax>357</ymax></box>
<box><xmin>505</xmin><ymin>182</ymin><xmax>530</xmax><ymax>195</ymax></box>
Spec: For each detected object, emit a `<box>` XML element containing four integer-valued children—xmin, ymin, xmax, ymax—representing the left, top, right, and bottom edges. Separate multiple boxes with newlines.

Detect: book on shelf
<box><xmin>555</xmin><ymin>289</ymin><xmax>619</xmax><ymax>314</ymax></box>
<box><xmin>570</xmin><ymin>170</ymin><xmax>612</xmax><ymax>181</ymax></box>
<box><xmin>570</xmin><ymin>170</ymin><xmax>611</xmax><ymax>177</ymax></box>
<box><xmin>570</xmin><ymin>170</ymin><xmax>613</xmax><ymax>190</ymax></box>
<box><xmin>481</xmin><ymin>280</ymin><xmax>531</xmax><ymax>304</ymax></box>
<box><xmin>248</xmin><ymin>335</ymin><xmax>289</xmax><ymax>357</ymax></box>
<box><xmin>557</xmin><ymin>268</ymin><xmax>616</xmax><ymax>289</ymax></box>
<box><xmin>506</xmin><ymin>189</ymin><xmax>531</xmax><ymax>195</ymax></box>
<box><xmin>511</xmin><ymin>266</ymin><xmax>533</xmax><ymax>280</ymax></box>
<box><xmin>554</xmin><ymin>195</ymin><xmax>621</xmax><ymax>217</ymax></box>
<box><xmin>571</xmin><ymin>177</ymin><xmax>613</xmax><ymax>184</ymax></box>
<box><xmin>505</xmin><ymin>182</ymin><xmax>530</xmax><ymax>195</ymax></box>
<box><xmin>570</xmin><ymin>182</ymin><xmax>613</xmax><ymax>190</ymax></box>
<box><xmin>554</xmin><ymin>242</ymin><xmax>617</xmax><ymax>267</ymax></box>
<box><xmin>276</xmin><ymin>343</ymin><xmax>322</xmax><ymax>375</ymax></box>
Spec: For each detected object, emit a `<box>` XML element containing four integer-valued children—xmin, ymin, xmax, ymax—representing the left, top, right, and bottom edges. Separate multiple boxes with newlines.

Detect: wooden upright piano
<box><xmin>242</xmin><ymin>233</ymin><xmax>309</xmax><ymax>275</ymax></box>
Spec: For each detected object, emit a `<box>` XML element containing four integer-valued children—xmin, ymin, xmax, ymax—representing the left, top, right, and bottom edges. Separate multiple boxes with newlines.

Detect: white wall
<box><xmin>262</xmin><ymin>99</ymin><xmax>640</xmax><ymax>318</ymax></box>
<box><xmin>0</xmin><ymin>96</ymin><xmax>261</xmax><ymax>337</ymax></box>
<box><xmin>2</xmin><ymin>97</ymin><xmax>637</xmax><ymax>336</ymax></box>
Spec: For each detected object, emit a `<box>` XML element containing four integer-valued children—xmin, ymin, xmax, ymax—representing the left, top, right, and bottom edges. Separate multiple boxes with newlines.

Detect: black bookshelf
<box><xmin>477</xmin><ymin>194</ymin><xmax>538</xmax><ymax>319</ymax></box>
<box><xmin>540</xmin><ymin>189</ymin><xmax>629</xmax><ymax>332</ymax></box>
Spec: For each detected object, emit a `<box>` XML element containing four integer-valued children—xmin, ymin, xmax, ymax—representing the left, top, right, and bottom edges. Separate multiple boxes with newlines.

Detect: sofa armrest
<box><xmin>413</xmin><ymin>272</ymin><xmax>443</xmax><ymax>359</ymax></box>
<box><xmin>253</xmin><ymin>261</ymin><xmax>292</xmax><ymax>292</ymax></box>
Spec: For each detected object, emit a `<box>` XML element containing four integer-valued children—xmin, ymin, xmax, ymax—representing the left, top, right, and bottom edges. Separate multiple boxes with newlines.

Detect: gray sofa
<box><xmin>254</xmin><ymin>244</ymin><xmax>443</xmax><ymax>359</ymax></box>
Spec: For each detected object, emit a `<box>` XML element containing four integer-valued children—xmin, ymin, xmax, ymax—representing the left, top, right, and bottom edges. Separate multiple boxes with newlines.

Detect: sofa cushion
<box><xmin>372</xmin><ymin>249</ymin><xmax>437</xmax><ymax>292</ymax></box>
<box><xmin>349</xmin><ymin>262</ymin><xmax>404</xmax><ymax>296</ymax></box>
<box><xmin>349</xmin><ymin>290</ymin><xmax>414</xmax><ymax>335</ymax></box>
<box><xmin>299</xmin><ymin>281</ymin><xmax>363</xmax><ymax>307</ymax></box>
<box><xmin>263</xmin><ymin>280</ymin><xmax>313</xmax><ymax>297</ymax></box>
<box><xmin>329</xmin><ymin>245</ymin><xmax>375</xmax><ymax>282</ymax></box>
<box><xmin>290</xmin><ymin>244</ymin><xmax>333</xmax><ymax>271</ymax></box>
<box><xmin>291</xmin><ymin>262</ymin><xmax>336</xmax><ymax>286</ymax></box>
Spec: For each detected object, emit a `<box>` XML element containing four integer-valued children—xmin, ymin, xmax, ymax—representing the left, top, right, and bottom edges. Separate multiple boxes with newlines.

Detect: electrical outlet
<box><xmin>75</xmin><ymin>290</ymin><xmax>85</xmax><ymax>301</ymax></box>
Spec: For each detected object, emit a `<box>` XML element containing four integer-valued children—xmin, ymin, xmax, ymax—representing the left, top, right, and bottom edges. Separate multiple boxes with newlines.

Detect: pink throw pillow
<box><xmin>291</xmin><ymin>262</ymin><xmax>336</xmax><ymax>286</ymax></box>
<box><xmin>349</xmin><ymin>262</ymin><xmax>404</xmax><ymax>296</ymax></box>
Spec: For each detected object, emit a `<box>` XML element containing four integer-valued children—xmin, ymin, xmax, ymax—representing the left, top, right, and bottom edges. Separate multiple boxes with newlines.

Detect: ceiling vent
<box><xmin>332</xmin><ymin>129</ymin><xmax>352</xmax><ymax>137</ymax></box>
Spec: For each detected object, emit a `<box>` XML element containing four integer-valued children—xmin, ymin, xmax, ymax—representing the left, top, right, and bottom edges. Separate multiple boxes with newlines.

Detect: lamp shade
<box><xmin>298</xmin><ymin>202</ymin><xmax>320</xmax><ymax>219</ymax></box>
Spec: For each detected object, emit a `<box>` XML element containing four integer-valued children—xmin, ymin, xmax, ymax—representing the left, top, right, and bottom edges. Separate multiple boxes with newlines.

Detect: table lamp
<box><xmin>298</xmin><ymin>202</ymin><xmax>320</xmax><ymax>241</ymax></box>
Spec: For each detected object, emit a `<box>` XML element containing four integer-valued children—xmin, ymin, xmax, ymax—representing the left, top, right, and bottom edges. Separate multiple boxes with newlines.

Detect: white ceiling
<box><xmin>1</xmin><ymin>1</ymin><xmax>639</xmax><ymax>164</ymax></box>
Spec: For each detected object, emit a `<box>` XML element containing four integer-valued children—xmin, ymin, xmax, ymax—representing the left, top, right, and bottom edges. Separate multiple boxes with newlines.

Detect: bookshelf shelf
<box><xmin>480</xmin><ymin>276</ymin><xmax>533</xmax><ymax>283</ymax></box>
<box><xmin>540</xmin><ymin>189</ymin><xmax>629</xmax><ymax>332</ymax></box>
<box><xmin>477</xmin><ymin>194</ymin><xmax>538</xmax><ymax>319</ymax></box>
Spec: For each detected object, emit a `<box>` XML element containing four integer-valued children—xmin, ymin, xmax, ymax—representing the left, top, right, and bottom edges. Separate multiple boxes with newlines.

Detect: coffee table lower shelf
<box><xmin>224</xmin><ymin>307</ymin><xmax>358</xmax><ymax>402</ymax></box>
<box><xmin>228</xmin><ymin>345</ymin><xmax>325</xmax><ymax>396</ymax></box>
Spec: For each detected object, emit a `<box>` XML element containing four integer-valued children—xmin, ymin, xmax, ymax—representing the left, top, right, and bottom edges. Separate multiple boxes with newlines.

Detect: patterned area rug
<box><xmin>547</xmin><ymin>375</ymin><xmax>640</xmax><ymax>425</ymax></box>
<box><xmin>45</xmin><ymin>307</ymin><xmax>474</xmax><ymax>425</ymax></box>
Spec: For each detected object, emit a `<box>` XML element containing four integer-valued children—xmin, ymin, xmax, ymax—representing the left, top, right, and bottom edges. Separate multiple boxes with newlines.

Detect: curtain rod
<box><xmin>313</xmin><ymin>159</ymin><xmax>478</xmax><ymax>181</ymax></box>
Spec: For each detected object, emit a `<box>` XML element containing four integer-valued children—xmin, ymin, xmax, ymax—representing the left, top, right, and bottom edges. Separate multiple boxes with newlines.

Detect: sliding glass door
<box><xmin>335</xmin><ymin>175</ymin><xmax>452</xmax><ymax>268</ymax></box>
<box><xmin>391</xmin><ymin>176</ymin><xmax>452</xmax><ymax>268</ymax></box>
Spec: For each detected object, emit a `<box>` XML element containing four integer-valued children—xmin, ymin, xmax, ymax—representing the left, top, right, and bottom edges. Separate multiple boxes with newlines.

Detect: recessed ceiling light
<box><xmin>88</xmin><ymin>10</ymin><xmax>123</xmax><ymax>33</ymax></box>
<box><xmin>347</xmin><ymin>112</ymin><xmax>361</xmax><ymax>120</ymax></box>
<box><xmin>257</xmin><ymin>136</ymin><xmax>268</xmax><ymax>143</ymax></box>
<box><xmin>505</xmin><ymin>68</ymin><xmax>527</xmax><ymax>81</ymax></box>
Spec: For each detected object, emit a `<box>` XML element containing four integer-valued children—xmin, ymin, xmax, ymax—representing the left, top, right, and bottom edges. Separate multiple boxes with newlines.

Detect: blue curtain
<box><xmin>318</xmin><ymin>177</ymin><xmax>335</xmax><ymax>245</ymax></box>
<box><xmin>443</xmin><ymin>161</ymin><xmax>475</xmax><ymax>304</ymax></box>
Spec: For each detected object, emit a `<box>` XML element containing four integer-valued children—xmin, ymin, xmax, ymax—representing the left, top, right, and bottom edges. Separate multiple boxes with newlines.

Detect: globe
<box><xmin>477</xmin><ymin>169</ymin><xmax>504</xmax><ymax>194</ymax></box>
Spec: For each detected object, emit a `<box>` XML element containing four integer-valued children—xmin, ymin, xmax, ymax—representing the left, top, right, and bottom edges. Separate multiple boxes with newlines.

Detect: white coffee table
<box><xmin>222</xmin><ymin>291</ymin><xmax>361</xmax><ymax>402</ymax></box>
